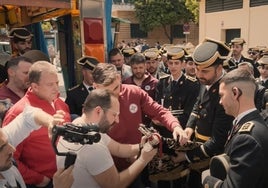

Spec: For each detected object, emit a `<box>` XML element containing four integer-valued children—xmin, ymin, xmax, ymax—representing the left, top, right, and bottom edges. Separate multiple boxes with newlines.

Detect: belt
<box><xmin>195</xmin><ymin>131</ymin><xmax>210</xmax><ymax>142</ymax></box>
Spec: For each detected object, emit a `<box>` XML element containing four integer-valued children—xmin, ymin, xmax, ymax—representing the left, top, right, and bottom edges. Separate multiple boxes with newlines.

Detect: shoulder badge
<box><xmin>68</xmin><ymin>85</ymin><xmax>80</xmax><ymax>91</ymax></box>
<box><xmin>185</xmin><ymin>75</ymin><xmax>197</xmax><ymax>82</ymax></box>
<box><xmin>238</xmin><ymin>121</ymin><xmax>255</xmax><ymax>134</ymax></box>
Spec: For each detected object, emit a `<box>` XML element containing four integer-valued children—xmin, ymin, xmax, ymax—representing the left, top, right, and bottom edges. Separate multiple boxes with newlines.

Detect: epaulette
<box><xmin>185</xmin><ymin>75</ymin><xmax>197</xmax><ymax>82</ymax></box>
<box><xmin>159</xmin><ymin>74</ymin><xmax>170</xmax><ymax>80</ymax></box>
<box><xmin>68</xmin><ymin>85</ymin><xmax>80</xmax><ymax>91</ymax></box>
<box><xmin>238</xmin><ymin>121</ymin><xmax>255</xmax><ymax>134</ymax></box>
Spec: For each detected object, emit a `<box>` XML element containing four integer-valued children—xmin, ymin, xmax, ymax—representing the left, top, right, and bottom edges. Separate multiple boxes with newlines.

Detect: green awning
<box><xmin>112</xmin><ymin>17</ymin><xmax>131</xmax><ymax>23</ymax></box>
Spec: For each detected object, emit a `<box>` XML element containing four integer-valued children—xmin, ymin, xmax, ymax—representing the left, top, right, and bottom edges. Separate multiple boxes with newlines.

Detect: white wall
<box><xmin>199</xmin><ymin>0</ymin><xmax>268</xmax><ymax>53</ymax></box>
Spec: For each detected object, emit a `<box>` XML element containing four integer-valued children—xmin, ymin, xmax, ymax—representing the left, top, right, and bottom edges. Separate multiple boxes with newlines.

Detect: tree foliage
<box><xmin>185</xmin><ymin>0</ymin><xmax>199</xmax><ymax>23</ymax></box>
<box><xmin>134</xmin><ymin>0</ymin><xmax>194</xmax><ymax>43</ymax></box>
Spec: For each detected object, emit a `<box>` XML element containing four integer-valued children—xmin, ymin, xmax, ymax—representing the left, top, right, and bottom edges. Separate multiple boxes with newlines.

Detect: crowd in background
<box><xmin>1</xmin><ymin>27</ymin><xmax>268</xmax><ymax>188</ymax></box>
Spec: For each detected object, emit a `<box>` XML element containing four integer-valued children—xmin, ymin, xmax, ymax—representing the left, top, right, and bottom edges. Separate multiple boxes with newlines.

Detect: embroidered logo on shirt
<box><xmin>129</xmin><ymin>103</ymin><xmax>138</xmax><ymax>113</ymax></box>
<box><xmin>145</xmin><ymin>85</ymin><xmax>151</xmax><ymax>91</ymax></box>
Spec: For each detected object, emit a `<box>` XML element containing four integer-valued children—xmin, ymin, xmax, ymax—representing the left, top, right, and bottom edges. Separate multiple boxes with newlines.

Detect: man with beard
<box><xmin>184</xmin><ymin>54</ymin><xmax>197</xmax><ymax>78</ymax></box>
<box><xmin>202</xmin><ymin>69</ymin><xmax>268</xmax><ymax>188</ymax></box>
<box><xmin>108</xmin><ymin>48</ymin><xmax>132</xmax><ymax>82</ymax></box>
<box><xmin>0</xmin><ymin>106</ymin><xmax>74</xmax><ymax>188</ymax></box>
<box><xmin>2</xmin><ymin>61</ymin><xmax>71</xmax><ymax>188</ymax></box>
<box><xmin>0</xmin><ymin>56</ymin><xmax>33</xmax><ymax>105</ymax></box>
<box><xmin>172</xmin><ymin>38</ymin><xmax>234</xmax><ymax>188</ymax></box>
<box><xmin>9</xmin><ymin>28</ymin><xmax>33</xmax><ymax>57</ymax></box>
<box><xmin>123</xmin><ymin>52</ymin><xmax>158</xmax><ymax>100</ymax></box>
<box><xmin>144</xmin><ymin>48</ymin><xmax>168</xmax><ymax>80</ymax></box>
<box><xmin>56</xmin><ymin>89</ymin><xmax>157</xmax><ymax>188</ymax></box>
<box><xmin>91</xmin><ymin>63</ymin><xmax>188</xmax><ymax>187</ymax></box>
<box><xmin>123</xmin><ymin>52</ymin><xmax>158</xmax><ymax>126</ymax></box>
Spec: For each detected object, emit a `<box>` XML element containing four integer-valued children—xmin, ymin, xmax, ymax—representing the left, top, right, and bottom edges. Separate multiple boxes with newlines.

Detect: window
<box><xmin>130</xmin><ymin>24</ymin><xmax>147</xmax><ymax>38</ymax></box>
<box><xmin>250</xmin><ymin>0</ymin><xmax>268</xmax><ymax>7</ymax></box>
<box><xmin>226</xmin><ymin>29</ymin><xmax>241</xmax><ymax>44</ymax></box>
<box><xmin>173</xmin><ymin>25</ymin><xmax>184</xmax><ymax>38</ymax></box>
<box><xmin>206</xmin><ymin>0</ymin><xmax>243</xmax><ymax>13</ymax></box>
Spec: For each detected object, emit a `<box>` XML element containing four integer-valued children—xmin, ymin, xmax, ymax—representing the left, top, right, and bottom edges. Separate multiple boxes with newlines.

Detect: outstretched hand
<box><xmin>172</xmin><ymin>126</ymin><xmax>189</xmax><ymax>145</ymax></box>
<box><xmin>48</xmin><ymin>110</ymin><xmax>66</xmax><ymax>139</ymax></box>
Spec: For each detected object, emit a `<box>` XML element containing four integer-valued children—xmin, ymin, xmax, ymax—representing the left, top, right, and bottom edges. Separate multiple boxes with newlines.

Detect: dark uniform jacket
<box><xmin>155</xmin><ymin>73</ymin><xmax>200</xmax><ymax>128</ymax></box>
<box><xmin>231</xmin><ymin>56</ymin><xmax>260</xmax><ymax>78</ymax></box>
<box><xmin>65</xmin><ymin>83</ymin><xmax>90</xmax><ymax>116</ymax></box>
<box><xmin>186</xmin><ymin>79</ymin><xmax>233</xmax><ymax>161</ymax></box>
<box><xmin>154</xmin><ymin>70</ymin><xmax>170</xmax><ymax>80</ymax></box>
<box><xmin>256</xmin><ymin>78</ymin><xmax>268</xmax><ymax>89</ymax></box>
<box><xmin>203</xmin><ymin>110</ymin><xmax>268</xmax><ymax>188</ymax></box>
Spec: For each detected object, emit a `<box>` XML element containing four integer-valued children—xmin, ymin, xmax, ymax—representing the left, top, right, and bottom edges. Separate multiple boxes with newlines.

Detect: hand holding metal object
<box><xmin>138</xmin><ymin>123</ymin><xmax>203</xmax><ymax>182</ymax></box>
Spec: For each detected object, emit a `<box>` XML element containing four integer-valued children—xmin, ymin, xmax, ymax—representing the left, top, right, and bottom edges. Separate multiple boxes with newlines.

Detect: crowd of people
<box><xmin>0</xmin><ymin>27</ymin><xmax>268</xmax><ymax>188</ymax></box>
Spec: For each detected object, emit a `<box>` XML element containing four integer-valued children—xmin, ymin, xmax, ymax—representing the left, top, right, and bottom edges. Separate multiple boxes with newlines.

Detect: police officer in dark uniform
<box><xmin>172</xmin><ymin>38</ymin><xmax>234</xmax><ymax>188</ymax></box>
<box><xmin>256</xmin><ymin>55</ymin><xmax>268</xmax><ymax>89</ymax></box>
<box><xmin>155</xmin><ymin>46</ymin><xmax>200</xmax><ymax>128</ymax></box>
<box><xmin>184</xmin><ymin>54</ymin><xmax>197</xmax><ymax>78</ymax></box>
<box><xmin>65</xmin><ymin>56</ymin><xmax>99</xmax><ymax>117</ymax></box>
<box><xmin>152</xmin><ymin>46</ymin><xmax>199</xmax><ymax>188</ymax></box>
<box><xmin>8</xmin><ymin>28</ymin><xmax>33</xmax><ymax>57</ymax></box>
<box><xmin>247</xmin><ymin>46</ymin><xmax>266</xmax><ymax>67</ymax></box>
<box><xmin>202</xmin><ymin>69</ymin><xmax>268</xmax><ymax>188</ymax></box>
<box><xmin>229</xmin><ymin>38</ymin><xmax>260</xmax><ymax>77</ymax></box>
<box><xmin>121</xmin><ymin>47</ymin><xmax>137</xmax><ymax>65</ymax></box>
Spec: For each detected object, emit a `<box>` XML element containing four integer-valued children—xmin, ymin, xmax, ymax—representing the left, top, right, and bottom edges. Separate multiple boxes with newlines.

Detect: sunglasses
<box><xmin>248</xmin><ymin>51</ymin><xmax>258</xmax><ymax>56</ymax></box>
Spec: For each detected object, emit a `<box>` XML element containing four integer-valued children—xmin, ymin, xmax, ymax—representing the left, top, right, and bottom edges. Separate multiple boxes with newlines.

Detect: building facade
<box><xmin>112</xmin><ymin>4</ymin><xmax>199</xmax><ymax>47</ymax></box>
<box><xmin>199</xmin><ymin>0</ymin><xmax>268</xmax><ymax>52</ymax></box>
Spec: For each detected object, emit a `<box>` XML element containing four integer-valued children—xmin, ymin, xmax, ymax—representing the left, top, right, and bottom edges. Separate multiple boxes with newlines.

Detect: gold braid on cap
<box><xmin>193</xmin><ymin>51</ymin><xmax>221</xmax><ymax>69</ymax></box>
<box><xmin>13</xmin><ymin>33</ymin><xmax>33</xmax><ymax>40</ymax></box>
<box><xmin>123</xmin><ymin>48</ymin><xmax>135</xmax><ymax>55</ymax></box>
<box><xmin>144</xmin><ymin>51</ymin><xmax>159</xmax><ymax>60</ymax></box>
<box><xmin>167</xmin><ymin>48</ymin><xmax>185</xmax><ymax>60</ymax></box>
<box><xmin>258</xmin><ymin>55</ymin><xmax>268</xmax><ymax>65</ymax></box>
<box><xmin>84</xmin><ymin>60</ymin><xmax>97</xmax><ymax>68</ymax></box>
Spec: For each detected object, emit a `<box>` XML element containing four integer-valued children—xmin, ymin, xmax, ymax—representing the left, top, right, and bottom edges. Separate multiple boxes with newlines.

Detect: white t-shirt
<box><xmin>1</xmin><ymin>106</ymin><xmax>42</xmax><ymax>188</ymax></box>
<box><xmin>57</xmin><ymin>133</ymin><xmax>114</xmax><ymax>188</ymax></box>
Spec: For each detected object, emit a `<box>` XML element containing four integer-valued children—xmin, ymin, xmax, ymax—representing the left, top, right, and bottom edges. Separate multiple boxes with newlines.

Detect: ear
<box><xmin>232</xmin><ymin>87</ymin><xmax>237</xmax><ymax>96</ymax></box>
<box><xmin>116</xmin><ymin>74</ymin><xmax>122</xmax><ymax>82</ymax></box>
<box><xmin>31</xmin><ymin>83</ymin><xmax>38</xmax><ymax>91</ymax></box>
<box><xmin>92</xmin><ymin>82</ymin><xmax>98</xmax><ymax>89</ymax></box>
<box><xmin>232</xmin><ymin>87</ymin><xmax>242</xmax><ymax>98</ymax></box>
<box><xmin>95</xmin><ymin>106</ymin><xmax>103</xmax><ymax>114</ymax></box>
<box><xmin>7</xmin><ymin>68</ymin><xmax>15</xmax><ymax>77</ymax></box>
